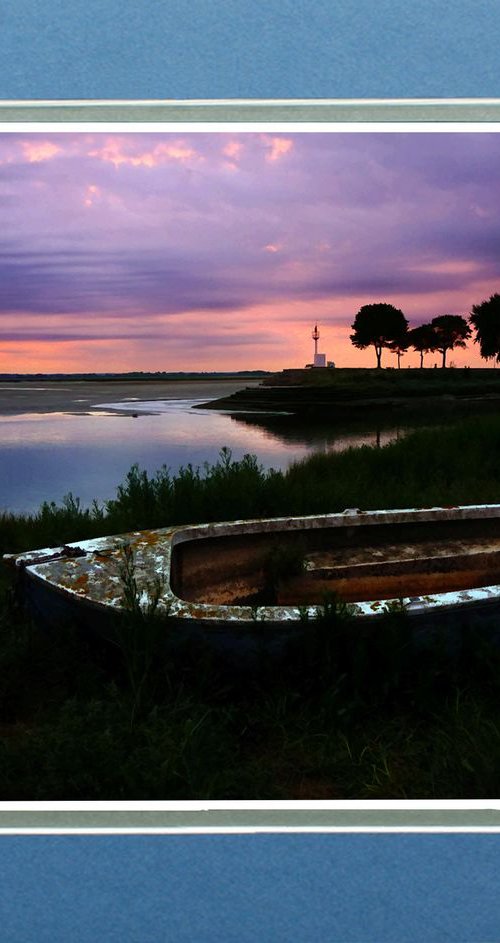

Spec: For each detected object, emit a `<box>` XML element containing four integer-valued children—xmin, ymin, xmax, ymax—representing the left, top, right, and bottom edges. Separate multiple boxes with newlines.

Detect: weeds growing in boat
<box><xmin>262</xmin><ymin>539</ymin><xmax>306</xmax><ymax>603</ymax></box>
<box><xmin>113</xmin><ymin>543</ymin><xmax>171</xmax><ymax>719</ymax></box>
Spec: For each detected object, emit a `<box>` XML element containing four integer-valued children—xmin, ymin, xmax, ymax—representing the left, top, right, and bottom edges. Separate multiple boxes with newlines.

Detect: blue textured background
<box><xmin>1</xmin><ymin>833</ymin><xmax>499</xmax><ymax>941</ymax></box>
<box><xmin>1</xmin><ymin>0</ymin><xmax>500</xmax><ymax>100</ymax></box>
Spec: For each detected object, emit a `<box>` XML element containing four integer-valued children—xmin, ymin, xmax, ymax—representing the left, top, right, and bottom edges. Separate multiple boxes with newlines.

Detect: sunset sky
<box><xmin>1</xmin><ymin>130</ymin><xmax>499</xmax><ymax>373</ymax></box>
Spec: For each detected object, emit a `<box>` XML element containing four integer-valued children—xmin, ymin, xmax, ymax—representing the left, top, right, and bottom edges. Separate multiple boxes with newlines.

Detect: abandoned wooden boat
<box><xmin>6</xmin><ymin>504</ymin><xmax>500</xmax><ymax>657</ymax></box>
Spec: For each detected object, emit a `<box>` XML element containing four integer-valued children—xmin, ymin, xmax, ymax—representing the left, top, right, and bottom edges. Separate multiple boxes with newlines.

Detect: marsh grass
<box><xmin>3</xmin><ymin>414</ymin><xmax>500</xmax><ymax>558</ymax></box>
<box><xmin>3</xmin><ymin>414</ymin><xmax>500</xmax><ymax>797</ymax></box>
<box><xmin>109</xmin><ymin>543</ymin><xmax>173</xmax><ymax>720</ymax></box>
<box><xmin>2</xmin><ymin>581</ymin><xmax>500</xmax><ymax>798</ymax></box>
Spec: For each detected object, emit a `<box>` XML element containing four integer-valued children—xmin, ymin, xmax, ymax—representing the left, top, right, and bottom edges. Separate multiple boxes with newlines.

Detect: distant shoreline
<box><xmin>0</xmin><ymin>371</ymin><xmax>270</xmax><ymax>383</ymax></box>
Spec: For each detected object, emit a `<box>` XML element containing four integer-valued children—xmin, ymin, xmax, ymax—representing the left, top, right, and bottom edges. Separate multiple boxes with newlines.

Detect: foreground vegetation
<box><xmin>2</xmin><ymin>413</ymin><xmax>500</xmax><ymax>798</ymax></box>
<box><xmin>2</xmin><ymin>591</ymin><xmax>500</xmax><ymax>799</ymax></box>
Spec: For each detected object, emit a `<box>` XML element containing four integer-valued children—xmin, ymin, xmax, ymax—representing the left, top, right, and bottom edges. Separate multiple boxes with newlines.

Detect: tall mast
<box><xmin>312</xmin><ymin>324</ymin><xmax>320</xmax><ymax>359</ymax></box>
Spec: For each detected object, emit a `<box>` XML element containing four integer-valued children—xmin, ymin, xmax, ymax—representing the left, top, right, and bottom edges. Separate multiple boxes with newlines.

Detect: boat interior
<box><xmin>170</xmin><ymin>517</ymin><xmax>500</xmax><ymax>606</ymax></box>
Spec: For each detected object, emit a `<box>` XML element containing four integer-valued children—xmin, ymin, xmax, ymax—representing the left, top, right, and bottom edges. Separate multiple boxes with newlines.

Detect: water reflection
<box><xmin>0</xmin><ymin>386</ymin><xmax>415</xmax><ymax>514</ymax></box>
<box><xmin>0</xmin><ymin>397</ymin><xmax>307</xmax><ymax>513</ymax></box>
<box><xmin>227</xmin><ymin>411</ymin><xmax>410</xmax><ymax>453</ymax></box>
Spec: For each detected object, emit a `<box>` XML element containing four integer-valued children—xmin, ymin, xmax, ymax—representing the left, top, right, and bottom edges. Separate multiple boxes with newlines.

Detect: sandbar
<box><xmin>0</xmin><ymin>378</ymin><xmax>258</xmax><ymax>418</ymax></box>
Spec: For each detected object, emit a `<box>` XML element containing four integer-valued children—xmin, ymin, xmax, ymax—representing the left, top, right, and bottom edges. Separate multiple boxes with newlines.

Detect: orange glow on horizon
<box><xmin>0</xmin><ymin>296</ymin><xmax>491</xmax><ymax>374</ymax></box>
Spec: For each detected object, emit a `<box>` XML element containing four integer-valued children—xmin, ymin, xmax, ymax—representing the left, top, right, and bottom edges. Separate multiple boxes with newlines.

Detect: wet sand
<box><xmin>0</xmin><ymin>378</ymin><xmax>260</xmax><ymax>417</ymax></box>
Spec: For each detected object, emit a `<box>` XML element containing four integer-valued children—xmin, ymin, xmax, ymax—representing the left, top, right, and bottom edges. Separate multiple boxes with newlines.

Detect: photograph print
<box><xmin>2</xmin><ymin>128</ymin><xmax>500</xmax><ymax>799</ymax></box>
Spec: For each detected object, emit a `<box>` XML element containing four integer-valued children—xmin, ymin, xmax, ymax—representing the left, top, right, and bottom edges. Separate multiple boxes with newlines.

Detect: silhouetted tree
<box><xmin>409</xmin><ymin>323</ymin><xmax>438</xmax><ymax>368</ymax></box>
<box><xmin>469</xmin><ymin>293</ymin><xmax>500</xmax><ymax>364</ymax></box>
<box><xmin>350</xmin><ymin>303</ymin><xmax>408</xmax><ymax>368</ymax></box>
<box><xmin>430</xmin><ymin>314</ymin><xmax>471</xmax><ymax>368</ymax></box>
<box><xmin>388</xmin><ymin>335</ymin><xmax>410</xmax><ymax>368</ymax></box>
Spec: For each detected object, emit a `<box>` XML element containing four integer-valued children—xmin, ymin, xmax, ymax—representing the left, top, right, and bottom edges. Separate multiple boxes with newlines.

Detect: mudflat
<box><xmin>0</xmin><ymin>378</ymin><xmax>258</xmax><ymax>417</ymax></box>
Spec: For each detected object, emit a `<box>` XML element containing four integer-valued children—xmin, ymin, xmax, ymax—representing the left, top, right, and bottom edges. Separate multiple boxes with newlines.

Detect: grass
<box><xmin>3</xmin><ymin>413</ymin><xmax>500</xmax><ymax>797</ymax></box>
<box><xmin>2</xmin><ymin>594</ymin><xmax>500</xmax><ymax>798</ymax></box>
<box><xmin>266</xmin><ymin>366</ymin><xmax>500</xmax><ymax>398</ymax></box>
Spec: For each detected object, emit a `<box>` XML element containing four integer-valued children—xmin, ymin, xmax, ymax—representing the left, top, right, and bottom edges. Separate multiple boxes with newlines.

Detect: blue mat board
<box><xmin>1</xmin><ymin>1</ymin><xmax>500</xmax><ymax>102</ymax></box>
<box><xmin>0</xmin><ymin>833</ymin><xmax>499</xmax><ymax>942</ymax></box>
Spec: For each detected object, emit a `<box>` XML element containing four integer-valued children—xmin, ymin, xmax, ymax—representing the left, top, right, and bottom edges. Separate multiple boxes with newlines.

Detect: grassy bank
<box><xmin>264</xmin><ymin>366</ymin><xmax>500</xmax><ymax>396</ymax></box>
<box><xmin>201</xmin><ymin>367</ymin><xmax>500</xmax><ymax>415</ymax></box>
<box><xmin>2</xmin><ymin>414</ymin><xmax>500</xmax><ymax>798</ymax></box>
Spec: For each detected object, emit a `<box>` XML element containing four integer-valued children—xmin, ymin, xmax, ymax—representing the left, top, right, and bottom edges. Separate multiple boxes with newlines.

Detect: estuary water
<box><xmin>0</xmin><ymin>379</ymin><xmax>409</xmax><ymax>514</ymax></box>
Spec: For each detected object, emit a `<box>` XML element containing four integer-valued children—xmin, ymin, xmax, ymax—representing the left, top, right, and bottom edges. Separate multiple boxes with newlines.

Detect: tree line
<box><xmin>350</xmin><ymin>293</ymin><xmax>500</xmax><ymax>368</ymax></box>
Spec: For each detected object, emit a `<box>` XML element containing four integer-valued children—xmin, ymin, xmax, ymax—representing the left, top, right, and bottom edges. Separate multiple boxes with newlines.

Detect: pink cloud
<box><xmin>21</xmin><ymin>141</ymin><xmax>61</xmax><ymax>163</ymax></box>
<box><xmin>88</xmin><ymin>137</ymin><xmax>201</xmax><ymax>168</ymax></box>
<box><xmin>222</xmin><ymin>140</ymin><xmax>243</xmax><ymax>160</ymax></box>
<box><xmin>261</xmin><ymin>136</ymin><xmax>294</xmax><ymax>162</ymax></box>
<box><xmin>83</xmin><ymin>183</ymin><xmax>100</xmax><ymax>207</ymax></box>
<box><xmin>408</xmin><ymin>259</ymin><xmax>481</xmax><ymax>276</ymax></box>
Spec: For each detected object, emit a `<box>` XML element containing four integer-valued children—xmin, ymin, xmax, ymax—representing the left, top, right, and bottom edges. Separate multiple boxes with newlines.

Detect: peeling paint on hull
<box><xmin>6</xmin><ymin>504</ymin><xmax>500</xmax><ymax>654</ymax></box>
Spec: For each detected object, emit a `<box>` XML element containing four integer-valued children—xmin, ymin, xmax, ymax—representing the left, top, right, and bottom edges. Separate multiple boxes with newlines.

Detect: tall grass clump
<box><xmin>104</xmin><ymin>447</ymin><xmax>285</xmax><ymax>534</ymax></box>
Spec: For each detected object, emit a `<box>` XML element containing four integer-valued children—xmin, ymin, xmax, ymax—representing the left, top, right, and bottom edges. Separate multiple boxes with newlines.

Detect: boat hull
<box><xmin>6</xmin><ymin>504</ymin><xmax>500</xmax><ymax>660</ymax></box>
